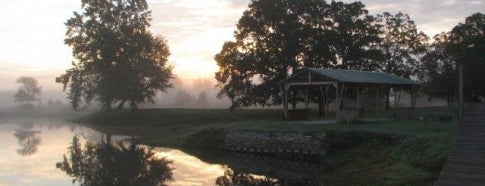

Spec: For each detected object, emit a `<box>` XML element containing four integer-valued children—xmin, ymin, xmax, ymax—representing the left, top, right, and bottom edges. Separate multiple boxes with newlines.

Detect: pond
<box><xmin>0</xmin><ymin>119</ymin><xmax>326</xmax><ymax>185</ymax></box>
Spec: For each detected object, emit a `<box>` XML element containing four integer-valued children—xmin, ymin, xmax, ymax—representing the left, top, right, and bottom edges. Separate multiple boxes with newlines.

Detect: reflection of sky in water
<box><xmin>152</xmin><ymin>147</ymin><xmax>226</xmax><ymax>186</ymax></box>
<box><xmin>0</xmin><ymin>121</ymin><xmax>84</xmax><ymax>186</ymax></box>
<box><xmin>0</xmin><ymin>121</ymin><xmax>226</xmax><ymax>186</ymax></box>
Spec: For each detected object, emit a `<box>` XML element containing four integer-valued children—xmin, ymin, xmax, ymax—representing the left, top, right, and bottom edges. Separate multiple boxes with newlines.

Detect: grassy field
<box><xmin>72</xmin><ymin>106</ymin><xmax>457</xmax><ymax>185</ymax></box>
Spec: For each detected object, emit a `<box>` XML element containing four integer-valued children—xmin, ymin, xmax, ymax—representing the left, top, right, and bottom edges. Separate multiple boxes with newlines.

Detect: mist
<box><xmin>0</xmin><ymin>74</ymin><xmax>231</xmax><ymax>110</ymax></box>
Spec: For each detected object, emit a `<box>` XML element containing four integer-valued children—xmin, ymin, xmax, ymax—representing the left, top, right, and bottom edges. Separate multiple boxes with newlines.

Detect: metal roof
<box><xmin>282</xmin><ymin>68</ymin><xmax>419</xmax><ymax>85</ymax></box>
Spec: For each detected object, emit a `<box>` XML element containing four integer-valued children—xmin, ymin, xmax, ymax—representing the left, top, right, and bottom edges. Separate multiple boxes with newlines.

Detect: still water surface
<box><xmin>0</xmin><ymin>119</ymin><xmax>324</xmax><ymax>185</ymax></box>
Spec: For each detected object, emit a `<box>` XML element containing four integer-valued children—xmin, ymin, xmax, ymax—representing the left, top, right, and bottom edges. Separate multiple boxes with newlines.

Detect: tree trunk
<box><xmin>291</xmin><ymin>90</ymin><xmax>296</xmax><ymax>109</ymax></box>
<box><xmin>118</xmin><ymin>100</ymin><xmax>126</xmax><ymax>110</ymax></box>
<box><xmin>130</xmin><ymin>98</ymin><xmax>137</xmax><ymax>113</ymax></box>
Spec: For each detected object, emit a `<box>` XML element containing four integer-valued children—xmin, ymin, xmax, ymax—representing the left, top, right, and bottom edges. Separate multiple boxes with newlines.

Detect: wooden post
<box><xmin>375</xmin><ymin>86</ymin><xmax>379</xmax><ymax>121</ymax></box>
<box><xmin>397</xmin><ymin>85</ymin><xmax>402</xmax><ymax>108</ymax></box>
<box><xmin>319</xmin><ymin>86</ymin><xmax>325</xmax><ymax>117</ymax></box>
<box><xmin>325</xmin><ymin>86</ymin><xmax>329</xmax><ymax>116</ymax></box>
<box><xmin>284</xmin><ymin>84</ymin><xmax>289</xmax><ymax>120</ymax></box>
<box><xmin>305</xmin><ymin>88</ymin><xmax>309</xmax><ymax>109</ymax></box>
<box><xmin>334</xmin><ymin>83</ymin><xmax>339</xmax><ymax>124</ymax></box>
<box><xmin>459</xmin><ymin>64</ymin><xmax>464</xmax><ymax>120</ymax></box>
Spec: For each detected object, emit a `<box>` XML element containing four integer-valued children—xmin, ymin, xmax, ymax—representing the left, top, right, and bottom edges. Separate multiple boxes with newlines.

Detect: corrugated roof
<box><xmin>282</xmin><ymin>68</ymin><xmax>418</xmax><ymax>85</ymax></box>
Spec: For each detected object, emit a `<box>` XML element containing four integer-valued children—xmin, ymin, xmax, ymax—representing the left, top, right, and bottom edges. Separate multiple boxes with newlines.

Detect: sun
<box><xmin>172</xmin><ymin>57</ymin><xmax>219</xmax><ymax>79</ymax></box>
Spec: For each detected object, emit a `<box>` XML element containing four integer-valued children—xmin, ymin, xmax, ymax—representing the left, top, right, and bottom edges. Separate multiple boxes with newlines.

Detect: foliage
<box><xmin>215</xmin><ymin>0</ymin><xmax>381</xmax><ymax>109</ymax></box>
<box><xmin>448</xmin><ymin>13</ymin><xmax>485</xmax><ymax>99</ymax></box>
<box><xmin>57</xmin><ymin>0</ymin><xmax>173</xmax><ymax>112</ymax></box>
<box><xmin>14</xmin><ymin>76</ymin><xmax>41</xmax><ymax>107</ymax></box>
<box><xmin>56</xmin><ymin>136</ymin><xmax>173</xmax><ymax>186</ymax></box>
<box><xmin>420</xmin><ymin>12</ymin><xmax>485</xmax><ymax>101</ymax></box>
<box><xmin>195</xmin><ymin>91</ymin><xmax>209</xmax><ymax>107</ymax></box>
<box><xmin>376</xmin><ymin>12</ymin><xmax>428</xmax><ymax>78</ymax></box>
<box><xmin>174</xmin><ymin>90</ymin><xmax>194</xmax><ymax>107</ymax></box>
<box><xmin>420</xmin><ymin>32</ymin><xmax>457</xmax><ymax>104</ymax></box>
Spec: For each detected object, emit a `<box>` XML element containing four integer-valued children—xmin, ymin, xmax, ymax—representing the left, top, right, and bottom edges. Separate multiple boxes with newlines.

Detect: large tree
<box><xmin>420</xmin><ymin>32</ymin><xmax>457</xmax><ymax>105</ymax></box>
<box><xmin>57</xmin><ymin>0</ymin><xmax>173</xmax><ymax>112</ymax></box>
<box><xmin>420</xmin><ymin>13</ymin><xmax>485</xmax><ymax>103</ymax></box>
<box><xmin>375</xmin><ymin>12</ymin><xmax>428</xmax><ymax>109</ymax></box>
<box><xmin>14</xmin><ymin>76</ymin><xmax>41</xmax><ymax>108</ymax></box>
<box><xmin>376</xmin><ymin>12</ymin><xmax>428</xmax><ymax>78</ymax></box>
<box><xmin>215</xmin><ymin>0</ymin><xmax>381</xmax><ymax>109</ymax></box>
<box><xmin>448</xmin><ymin>13</ymin><xmax>485</xmax><ymax>100</ymax></box>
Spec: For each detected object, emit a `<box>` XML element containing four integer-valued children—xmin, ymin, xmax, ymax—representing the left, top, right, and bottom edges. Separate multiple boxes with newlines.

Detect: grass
<box><xmin>72</xmin><ymin>106</ymin><xmax>458</xmax><ymax>185</ymax></box>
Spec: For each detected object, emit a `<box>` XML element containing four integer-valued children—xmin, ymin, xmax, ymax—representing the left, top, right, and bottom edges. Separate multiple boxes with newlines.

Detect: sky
<box><xmin>0</xmin><ymin>0</ymin><xmax>483</xmax><ymax>91</ymax></box>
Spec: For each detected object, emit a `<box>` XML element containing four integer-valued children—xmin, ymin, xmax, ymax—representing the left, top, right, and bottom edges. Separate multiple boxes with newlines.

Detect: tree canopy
<box><xmin>215</xmin><ymin>0</ymin><xmax>381</xmax><ymax>109</ymax></box>
<box><xmin>448</xmin><ymin>13</ymin><xmax>485</xmax><ymax>99</ymax></box>
<box><xmin>421</xmin><ymin>13</ymin><xmax>485</xmax><ymax>102</ymax></box>
<box><xmin>14</xmin><ymin>76</ymin><xmax>41</xmax><ymax>108</ymax></box>
<box><xmin>57</xmin><ymin>0</ymin><xmax>173</xmax><ymax>112</ymax></box>
<box><xmin>376</xmin><ymin>12</ymin><xmax>428</xmax><ymax>78</ymax></box>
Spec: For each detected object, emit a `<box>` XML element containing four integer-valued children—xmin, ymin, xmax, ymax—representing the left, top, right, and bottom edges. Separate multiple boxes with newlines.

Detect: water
<box><xmin>0</xmin><ymin>119</ymin><xmax>325</xmax><ymax>185</ymax></box>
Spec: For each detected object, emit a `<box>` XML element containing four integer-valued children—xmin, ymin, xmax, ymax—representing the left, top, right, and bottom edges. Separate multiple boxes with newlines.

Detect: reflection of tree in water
<box><xmin>216</xmin><ymin>169</ymin><xmax>281</xmax><ymax>186</ymax></box>
<box><xmin>14</xmin><ymin>122</ymin><xmax>41</xmax><ymax>156</ymax></box>
<box><xmin>56</xmin><ymin>136</ymin><xmax>173</xmax><ymax>186</ymax></box>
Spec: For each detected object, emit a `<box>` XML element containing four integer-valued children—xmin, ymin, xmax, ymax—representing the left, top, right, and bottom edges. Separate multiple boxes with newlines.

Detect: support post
<box><xmin>459</xmin><ymin>63</ymin><xmax>464</xmax><ymax>121</ymax></box>
<box><xmin>334</xmin><ymin>82</ymin><xmax>339</xmax><ymax>124</ymax></box>
<box><xmin>375</xmin><ymin>86</ymin><xmax>379</xmax><ymax>121</ymax></box>
<box><xmin>284</xmin><ymin>84</ymin><xmax>289</xmax><ymax>120</ymax></box>
<box><xmin>305</xmin><ymin>88</ymin><xmax>309</xmax><ymax>109</ymax></box>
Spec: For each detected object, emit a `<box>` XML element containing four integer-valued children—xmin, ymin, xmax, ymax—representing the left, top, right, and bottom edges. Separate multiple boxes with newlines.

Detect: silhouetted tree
<box><xmin>195</xmin><ymin>91</ymin><xmax>209</xmax><ymax>107</ymax></box>
<box><xmin>56</xmin><ymin>0</ymin><xmax>173</xmax><ymax>112</ymax></box>
<box><xmin>175</xmin><ymin>90</ymin><xmax>193</xmax><ymax>107</ymax></box>
<box><xmin>14</xmin><ymin>76</ymin><xmax>41</xmax><ymax>109</ymax></box>
<box><xmin>375</xmin><ymin>12</ymin><xmax>429</xmax><ymax>109</ymax></box>
<box><xmin>215</xmin><ymin>0</ymin><xmax>381</xmax><ymax>109</ymax></box>
<box><xmin>447</xmin><ymin>13</ymin><xmax>485</xmax><ymax>100</ymax></box>
<box><xmin>57</xmin><ymin>136</ymin><xmax>173</xmax><ymax>186</ymax></box>
<box><xmin>14</xmin><ymin>122</ymin><xmax>41</xmax><ymax>156</ymax></box>
<box><xmin>420</xmin><ymin>32</ymin><xmax>457</xmax><ymax>105</ymax></box>
<box><xmin>216</xmin><ymin>169</ymin><xmax>280</xmax><ymax>186</ymax></box>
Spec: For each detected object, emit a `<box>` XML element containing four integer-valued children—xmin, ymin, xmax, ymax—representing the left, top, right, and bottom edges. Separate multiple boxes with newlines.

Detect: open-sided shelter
<box><xmin>279</xmin><ymin>68</ymin><xmax>419</xmax><ymax>122</ymax></box>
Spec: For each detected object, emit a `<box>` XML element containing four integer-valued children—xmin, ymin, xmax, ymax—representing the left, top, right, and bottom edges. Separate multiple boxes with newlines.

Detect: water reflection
<box><xmin>216</xmin><ymin>169</ymin><xmax>281</xmax><ymax>186</ymax></box>
<box><xmin>185</xmin><ymin>150</ymin><xmax>328</xmax><ymax>185</ymax></box>
<box><xmin>56</xmin><ymin>135</ymin><xmax>173</xmax><ymax>186</ymax></box>
<box><xmin>13</xmin><ymin>122</ymin><xmax>41</xmax><ymax>156</ymax></box>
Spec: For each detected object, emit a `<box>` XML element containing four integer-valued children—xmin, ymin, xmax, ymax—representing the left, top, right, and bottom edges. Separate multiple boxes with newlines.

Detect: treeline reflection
<box><xmin>56</xmin><ymin>135</ymin><xmax>173</xmax><ymax>186</ymax></box>
<box><xmin>14</xmin><ymin>122</ymin><xmax>41</xmax><ymax>156</ymax></box>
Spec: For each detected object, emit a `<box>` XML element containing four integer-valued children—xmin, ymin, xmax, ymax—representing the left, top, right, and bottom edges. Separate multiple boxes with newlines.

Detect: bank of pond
<box><xmin>0</xmin><ymin>106</ymin><xmax>457</xmax><ymax>185</ymax></box>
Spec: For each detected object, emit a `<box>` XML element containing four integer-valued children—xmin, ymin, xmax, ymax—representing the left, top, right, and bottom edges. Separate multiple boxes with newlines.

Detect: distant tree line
<box><xmin>215</xmin><ymin>0</ymin><xmax>484</xmax><ymax>108</ymax></box>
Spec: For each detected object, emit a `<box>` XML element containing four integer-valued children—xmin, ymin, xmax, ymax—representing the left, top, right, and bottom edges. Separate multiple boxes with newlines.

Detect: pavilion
<box><xmin>278</xmin><ymin>68</ymin><xmax>419</xmax><ymax>123</ymax></box>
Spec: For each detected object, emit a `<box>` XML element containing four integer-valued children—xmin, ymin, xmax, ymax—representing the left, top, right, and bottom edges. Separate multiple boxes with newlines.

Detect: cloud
<box><xmin>343</xmin><ymin>0</ymin><xmax>485</xmax><ymax>37</ymax></box>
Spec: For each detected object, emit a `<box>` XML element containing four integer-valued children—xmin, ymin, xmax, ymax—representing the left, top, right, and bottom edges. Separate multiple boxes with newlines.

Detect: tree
<box><xmin>175</xmin><ymin>90</ymin><xmax>193</xmax><ymax>107</ymax></box>
<box><xmin>215</xmin><ymin>0</ymin><xmax>381</xmax><ymax>109</ymax></box>
<box><xmin>195</xmin><ymin>91</ymin><xmax>209</xmax><ymax>107</ymax></box>
<box><xmin>57</xmin><ymin>136</ymin><xmax>173</xmax><ymax>185</ymax></box>
<box><xmin>14</xmin><ymin>122</ymin><xmax>42</xmax><ymax>156</ymax></box>
<box><xmin>375</xmin><ymin>12</ymin><xmax>429</xmax><ymax>109</ymax></box>
<box><xmin>447</xmin><ymin>13</ymin><xmax>485</xmax><ymax>100</ymax></box>
<box><xmin>56</xmin><ymin>0</ymin><xmax>173</xmax><ymax>112</ymax></box>
<box><xmin>420</xmin><ymin>32</ymin><xmax>457</xmax><ymax>105</ymax></box>
<box><xmin>14</xmin><ymin>76</ymin><xmax>41</xmax><ymax>108</ymax></box>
